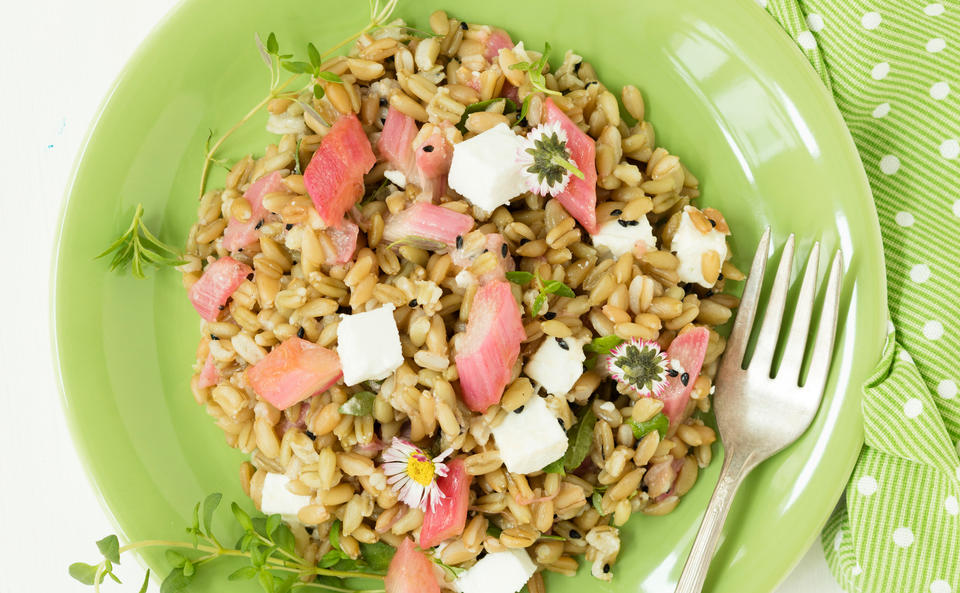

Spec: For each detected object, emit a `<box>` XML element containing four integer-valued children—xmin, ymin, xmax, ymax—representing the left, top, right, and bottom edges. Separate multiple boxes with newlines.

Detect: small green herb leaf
<box><xmin>137</xmin><ymin>569</ymin><xmax>151</xmax><ymax>593</ymax></box>
<box><xmin>339</xmin><ymin>391</ymin><xmax>376</xmax><ymax>416</ymax></box>
<box><xmin>313</xmin><ymin>83</ymin><xmax>325</xmax><ymax>100</ymax></box>
<box><xmin>96</xmin><ymin>535</ymin><xmax>121</xmax><ymax>564</ymax></box>
<box><xmin>563</xmin><ymin>407</ymin><xmax>597</xmax><ymax>472</ymax></box>
<box><xmin>69</xmin><ymin>562</ymin><xmax>99</xmax><ymax>585</ymax></box>
<box><xmin>583</xmin><ymin>335</ymin><xmax>625</xmax><ymax>368</ymax></box>
<box><xmin>258</xmin><ymin>569</ymin><xmax>276</xmax><ymax>593</ymax></box>
<box><xmin>329</xmin><ymin>519</ymin><xmax>343</xmax><ymax>551</ymax></box>
<box><xmin>628</xmin><ymin>412</ymin><xmax>669</xmax><ymax>440</ymax></box>
<box><xmin>505</xmin><ymin>270</ymin><xmax>535</xmax><ymax>285</ymax></box>
<box><xmin>182</xmin><ymin>559</ymin><xmax>195</xmax><ymax>577</ymax></box>
<box><xmin>266</xmin><ymin>32</ymin><xmax>279</xmax><ymax>54</ymax></box>
<box><xmin>160</xmin><ymin>567</ymin><xmax>193</xmax><ymax>593</ymax></box>
<box><xmin>359</xmin><ymin>541</ymin><xmax>396</xmax><ymax>572</ymax></box>
<box><xmin>307</xmin><ymin>42</ymin><xmax>322</xmax><ymax>67</ymax></box>
<box><xmin>281</xmin><ymin>60</ymin><xmax>314</xmax><ymax>74</ymax></box>
<box><xmin>272</xmin><ymin>524</ymin><xmax>296</xmax><ymax>555</ymax></box>
<box><xmin>165</xmin><ymin>549</ymin><xmax>187</xmax><ymax>569</ymax></box>
<box><xmin>231</xmin><ymin>502</ymin><xmax>254</xmax><ymax>532</ymax></box>
<box><xmin>255</xmin><ymin>33</ymin><xmax>272</xmax><ymax>68</ymax></box>
<box><xmin>538</xmin><ymin>534</ymin><xmax>566</xmax><ymax>541</ymax></box>
<box><xmin>97</xmin><ymin>204</ymin><xmax>185</xmax><ymax>279</ymax></box>
<box><xmin>486</xmin><ymin>523</ymin><xmax>503</xmax><ymax>538</ymax></box>
<box><xmin>542</xmin><ymin>280</ymin><xmax>575</xmax><ymax>298</ymax></box>
<box><xmin>542</xmin><ymin>457</ymin><xmax>565</xmax><ymax>474</ymax></box>
<box><xmin>316</xmin><ymin>71</ymin><xmax>344</xmax><ymax>83</ymax></box>
<box><xmin>201</xmin><ymin>492</ymin><xmax>222</xmax><ymax>536</ymax></box>
<box><xmin>229</xmin><ymin>566</ymin><xmax>258</xmax><ymax>581</ymax></box>
<box><xmin>531</xmin><ymin>293</ymin><xmax>547</xmax><ymax>317</ymax></box>
<box><xmin>592</xmin><ymin>490</ymin><xmax>605</xmax><ymax>514</ymax></box>
<box><xmin>519</xmin><ymin>94</ymin><xmax>533</xmax><ymax>123</ymax></box>
<box><xmin>265</xmin><ymin>513</ymin><xmax>282</xmax><ymax>538</ymax></box>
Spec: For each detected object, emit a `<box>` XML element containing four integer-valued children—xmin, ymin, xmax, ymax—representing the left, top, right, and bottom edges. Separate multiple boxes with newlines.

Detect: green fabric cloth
<box><xmin>762</xmin><ymin>1</ymin><xmax>960</xmax><ymax>591</ymax></box>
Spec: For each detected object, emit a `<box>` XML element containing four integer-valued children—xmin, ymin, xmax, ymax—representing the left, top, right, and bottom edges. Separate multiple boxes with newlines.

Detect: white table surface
<box><xmin>0</xmin><ymin>1</ymin><xmax>846</xmax><ymax>591</ymax></box>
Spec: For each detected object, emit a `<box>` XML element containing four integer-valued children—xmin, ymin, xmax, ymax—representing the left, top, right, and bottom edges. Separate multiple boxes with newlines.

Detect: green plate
<box><xmin>53</xmin><ymin>0</ymin><xmax>887</xmax><ymax>591</ymax></box>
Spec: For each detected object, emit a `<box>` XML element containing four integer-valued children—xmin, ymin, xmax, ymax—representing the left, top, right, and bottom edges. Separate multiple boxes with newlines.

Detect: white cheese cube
<box><xmin>337</xmin><ymin>304</ymin><xmax>404</xmax><ymax>385</ymax></box>
<box><xmin>448</xmin><ymin>123</ymin><xmax>527</xmax><ymax>212</ymax></box>
<box><xmin>591</xmin><ymin>216</ymin><xmax>657</xmax><ymax>258</ymax></box>
<box><xmin>453</xmin><ymin>549</ymin><xmax>537</xmax><ymax>593</ymax></box>
<box><xmin>260</xmin><ymin>472</ymin><xmax>311</xmax><ymax>521</ymax></box>
<box><xmin>383</xmin><ymin>169</ymin><xmax>406</xmax><ymax>188</ymax></box>
<box><xmin>524</xmin><ymin>335</ymin><xmax>588</xmax><ymax>396</ymax></box>
<box><xmin>671</xmin><ymin>206</ymin><xmax>729</xmax><ymax>288</ymax></box>
<box><xmin>492</xmin><ymin>395</ymin><xmax>568</xmax><ymax>474</ymax></box>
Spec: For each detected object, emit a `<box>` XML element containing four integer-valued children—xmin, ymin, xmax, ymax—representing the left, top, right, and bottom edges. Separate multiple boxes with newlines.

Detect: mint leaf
<box><xmin>339</xmin><ymin>391</ymin><xmax>376</xmax><ymax>416</ymax></box>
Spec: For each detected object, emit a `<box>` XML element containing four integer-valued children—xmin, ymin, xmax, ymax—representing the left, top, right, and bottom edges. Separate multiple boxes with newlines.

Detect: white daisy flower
<box><xmin>381</xmin><ymin>437</ymin><xmax>452</xmax><ymax>512</ymax></box>
<box><xmin>607</xmin><ymin>338</ymin><xmax>670</xmax><ymax>398</ymax></box>
<box><xmin>516</xmin><ymin>121</ymin><xmax>584</xmax><ymax>196</ymax></box>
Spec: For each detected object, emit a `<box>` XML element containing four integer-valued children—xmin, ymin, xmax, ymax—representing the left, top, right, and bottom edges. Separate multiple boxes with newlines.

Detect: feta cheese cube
<box><xmin>524</xmin><ymin>335</ymin><xmax>588</xmax><ymax>396</ymax></box>
<box><xmin>492</xmin><ymin>395</ymin><xmax>568</xmax><ymax>474</ymax></box>
<box><xmin>260</xmin><ymin>472</ymin><xmax>311</xmax><ymax>521</ymax></box>
<box><xmin>453</xmin><ymin>549</ymin><xmax>537</xmax><ymax>593</ymax></box>
<box><xmin>591</xmin><ymin>216</ymin><xmax>657</xmax><ymax>258</ymax></box>
<box><xmin>671</xmin><ymin>206</ymin><xmax>728</xmax><ymax>288</ymax></box>
<box><xmin>448</xmin><ymin>123</ymin><xmax>527</xmax><ymax>212</ymax></box>
<box><xmin>383</xmin><ymin>169</ymin><xmax>406</xmax><ymax>188</ymax></box>
<box><xmin>337</xmin><ymin>304</ymin><xmax>404</xmax><ymax>385</ymax></box>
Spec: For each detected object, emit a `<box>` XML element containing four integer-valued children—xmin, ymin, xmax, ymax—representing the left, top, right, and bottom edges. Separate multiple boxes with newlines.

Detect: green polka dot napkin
<box><xmin>762</xmin><ymin>1</ymin><xmax>960</xmax><ymax>591</ymax></box>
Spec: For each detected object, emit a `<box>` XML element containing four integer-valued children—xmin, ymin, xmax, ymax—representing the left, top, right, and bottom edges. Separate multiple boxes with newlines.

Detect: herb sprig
<box><xmin>506</xmin><ymin>270</ymin><xmax>575</xmax><ymax>317</ymax></box>
<box><xmin>509</xmin><ymin>43</ymin><xmax>561</xmax><ymax>97</ymax></box>
<box><xmin>96</xmin><ymin>204</ymin><xmax>185</xmax><ymax>279</ymax></box>
<box><xmin>198</xmin><ymin>0</ymin><xmax>400</xmax><ymax>199</ymax></box>
<box><xmin>543</xmin><ymin>406</ymin><xmax>597</xmax><ymax>474</ymax></box>
<box><xmin>70</xmin><ymin>493</ymin><xmax>387</xmax><ymax>593</ymax></box>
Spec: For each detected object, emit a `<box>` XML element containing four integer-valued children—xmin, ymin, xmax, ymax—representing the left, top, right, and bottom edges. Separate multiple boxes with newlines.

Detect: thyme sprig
<box><xmin>509</xmin><ymin>43</ymin><xmax>561</xmax><ymax>97</ymax></box>
<box><xmin>96</xmin><ymin>204</ymin><xmax>185</xmax><ymax>279</ymax></box>
<box><xmin>505</xmin><ymin>270</ymin><xmax>575</xmax><ymax>317</ymax></box>
<box><xmin>69</xmin><ymin>493</ymin><xmax>387</xmax><ymax>593</ymax></box>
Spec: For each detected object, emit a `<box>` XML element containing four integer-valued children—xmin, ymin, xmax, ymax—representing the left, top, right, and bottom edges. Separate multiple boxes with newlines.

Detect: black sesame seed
<box><xmin>380</xmin><ymin>116</ymin><xmax>386</xmax><ymax>124</ymax></box>
<box><xmin>569</xmin><ymin>529</ymin><xmax>582</xmax><ymax>539</ymax></box>
<box><xmin>408</xmin><ymin>299</ymin><xmax>418</xmax><ymax>308</ymax></box>
<box><xmin>544</xmin><ymin>311</ymin><xmax>557</xmax><ymax>320</ymax></box>
<box><xmin>337</xmin><ymin>305</ymin><xmax>351</xmax><ymax>315</ymax></box>
<box><xmin>603</xmin><ymin>564</ymin><xmax>610</xmax><ymax>574</ymax></box>
<box><xmin>680</xmin><ymin>372</ymin><xmax>689</xmax><ymax>386</ymax></box>
<box><xmin>667</xmin><ymin>368</ymin><xmax>679</xmax><ymax>377</ymax></box>
<box><xmin>482</xmin><ymin>248</ymin><xmax>489</xmax><ymax>254</ymax></box>
<box><xmin>238</xmin><ymin>248</ymin><xmax>243</xmax><ymax>252</ymax></box>
<box><xmin>455</xmin><ymin>235</ymin><xmax>464</xmax><ymax>249</ymax></box>
<box><xmin>218</xmin><ymin>305</ymin><xmax>225</xmax><ymax>311</ymax></box>
<box><xmin>618</xmin><ymin>219</ymin><xmax>629</xmax><ymax>227</ymax></box>
<box><xmin>709</xmin><ymin>218</ymin><xmax>717</xmax><ymax>227</ymax></box>
<box><xmin>717</xmin><ymin>273</ymin><xmax>724</xmax><ymax>281</ymax></box>
<box><xmin>586</xmin><ymin>81</ymin><xmax>598</xmax><ymax>88</ymax></box>
<box><xmin>519</xmin><ymin>238</ymin><xmax>530</xmax><ymax>246</ymax></box>
<box><xmin>210</xmin><ymin>334</ymin><xmax>219</xmax><ymax>341</ymax></box>
<box><xmin>246</xmin><ymin>272</ymin><xmax>254</xmax><ymax>281</ymax></box>
<box><xmin>285</xmin><ymin>223</ymin><xmax>293</xmax><ymax>230</ymax></box>
<box><xmin>501</xmin><ymin>243</ymin><xmax>508</xmax><ymax>257</ymax></box>
<box><xmin>305</xmin><ymin>430</ymin><xmax>317</xmax><ymax>441</ymax></box>
<box><xmin>379</xmin><ymin>97</ymin><xmax>387</xmax><ymax>106</ymax></box>
<box><xmin>422</xmin><ymin>144</ymin><xmax>434</xmax><ymax>152</ymax></box>
<box><xmin>574</xmin><ymin>62</ymin><xmax>582</xmax><ymax>73</ymax></box>
<box><xmin>627</xmin><ymin>220</ymin><xmax>640</xmax><ymax>227</ymax></box>
<box><xmin>514</xmin><ymin>405</ymin><xmax>525</xmax><ymax>414</ymax></box>
<box><xmin>610</xmin><ymin>209</ymin><xmax>623</xmax><ymax>216</ymax></box>
<box><xmin>297</xmin><ymin>327</ymin><xmax>305</xmax><ymax>338</ymax></box>
<box><xmin>704</xmin><ymin>290</ymin><xmax>714</xmax><ymax>298</ymax></box>
<box><xmin>460</xmin><ymin>21</ymin><xmax>468</xmax><ymax>29</ymax></box>
<box><xmin>255</xmin><ymin>219</ymin><xmax>264</xmax><ymax>230</ymax></box>
<box><xmin>305</xmin><ymin>525</ymin><xmax>316</xmax><ymax>534</ymax></box>
<box><xmin>556</xmin><ymin>337</ymin><xmax>569</xmax><ymax>350</ymax></box>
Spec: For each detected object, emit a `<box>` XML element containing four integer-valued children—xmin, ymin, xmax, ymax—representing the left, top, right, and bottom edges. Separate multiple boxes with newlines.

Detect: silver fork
<box><xmin>674</xmin><ymin>228</ymin><xmax>844</xmax><ymax>593</ymax></box>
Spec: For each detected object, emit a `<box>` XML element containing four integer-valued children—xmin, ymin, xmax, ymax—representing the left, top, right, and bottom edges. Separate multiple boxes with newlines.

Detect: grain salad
<box><xmin>180</xmin><ymin>9</ymin><xmax>744</xmax><ymax>593</ymax></box>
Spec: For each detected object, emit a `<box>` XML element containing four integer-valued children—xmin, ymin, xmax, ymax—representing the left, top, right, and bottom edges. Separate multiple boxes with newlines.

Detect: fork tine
<box><xmin>748</xmin><ymin>234</ymin><xmax>796</xmax><ymax>375</ymax></box>
<box><xmin>721</xmin><ymin>227</ymin><xmax>771</xmax><ymax>370</ymax></box>
<box><xmin>776</xmin><ymin>242</ymin><xmax>821</xmax><ymax>382</ymax></box>
<box><xmin>803</xmin><ymin>251</ymin><xmax>843</xmax><ymax>395</ymax></box>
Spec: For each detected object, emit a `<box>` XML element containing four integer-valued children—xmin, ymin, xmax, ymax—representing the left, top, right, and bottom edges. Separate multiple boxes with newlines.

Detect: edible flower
<box><xmin>381</xmin><ymin>438</ymin><xmax>452</xmax><ymax>512</ymax></box>
<box><xmin>607</xmin><ymin>339</ymin><xmax>670</xmax><ymax>397</ymax></box>
<box><xmin>516</xmin><ymin>121</ymin><xmax>584</xmax><ymax>196</ymax></box>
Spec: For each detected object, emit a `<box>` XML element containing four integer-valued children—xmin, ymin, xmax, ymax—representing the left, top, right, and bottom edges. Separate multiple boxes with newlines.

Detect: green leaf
<box><xmin>165</xmin><ymin>550</ymin><xmax>187</xmax><ymax>569</ymax></box>
<box><xmin>542</xmin><ymin>280</ymin><xmax>575</xmax><ymax>298</ymax></box>
<box><xmin>319</xmin><ymin>549</ymin><xmax>345</xmax><ymax>568</ymax></box>
<box><xmin>456</xmin><ymin>97</ymin><xmax>518</xmax><ymax>132</ymax></box>
<box><xmin>531</xmin><ymin>293</ymin><xmax>547</xmax><ymax>317</ymax></box>
<box><xmin>229</xmin><ymin>566</ymin><xmax>258</xmax><ymax>581</ymax></box>
<box><xmin>182</xmin><ymin>560</ymin><xmax>195</xmax><ymax>577</ymax></box>
<box><xmin>313</xmin><ymin>83</ymin><xmax>325</xmax><ymax>100</ymax></box>
<box><xmin>509</xmin><ymin>61</ymin><xmax>531</xmax><ymax>72</ymax></box>
<box><xmin>339</xmin><ymin>391</ymin><xmax>376</xmax><ymax>416</ymax></box>
<box><xmin>281</xmin><ymin>60</ymin><xmax>314</xmax><ymax>74</ymax></box>
<box><xmin>69</xmin><ymin>562</ymin><xmax>99</xmax><ymax>586</ymax></box>
<box><xmin>307</xmin><ymin>42</ymin><xmax>322</xmax><ymax>67</ymax></box>
<box><xmin>251</xmin><ymin>517</ymin><xmax>270</xmax><ymax>538</ymax></box>
<box><xmin>275</xmin><ymin>572</ymin><xmax>300</xmax><ymax>593</ymax></box>
<box><xmin>202</xmin><ymin>492</ymin><xmax>222</xmax><ymax>536</ymax></box>
<box><xmin>519</xmin><ymin>94</ymin><xmax>533</xmax><ymax>122</ymax></box>
<box><xmin>265</xmin><ymin>513</ymin><xmax>282</xmax><ymax>538</ymax></box>
<box><xmin>137</xmin><ymin>570</ymin><xmax>151</xmax><ymax>593</ymax></box>
<box><xmin>584</xmin><ymin>335</ymin><xmax>625</xmax><ymax>354</ymax></box>
<box><xmin>316</xmin><ymin>71</ymin><xmax>344</xmax><ymax>83</ymax></box>
<box><xmin>160</xmin><ymin>567</ymin><xmax>193</xmax><ymax>593</ymax></box>
<box><xmin>592</xmin><ymin>490</ymin><xmax>605</xmax><ymax>514</ymax></box>
<box><xmin>359</xmin><ymin>541</ymin><xmax>396</xmax><ymax>572</ymax></box>
<box><xmin>486</xmin><ymin>523</ymin><xmax>503</xmax><ymax>538</ymax></box>
<box><xmin>542</xmin><ymin>457</ymin><xmax>565</xmax><ymax>474</ymax></box>
<box><xmin>232</xmin><ymin>502</ymin><xmax>254</xmax><ymax>531</ymax></box>
<box><xmin>628</xmin><ymin>413</ymin><xmax>669</xmax><ymax>440</ymax></box>
<box><xmin>563</xmin><ymin>407</ymin><xmax>597</xmax><ymax>472</ymax></box>
<box><xmin>328</xmin><ymin>519</ymin><xmax>342</xmax><ymax>551</ymax></box>
<box><xmin>266</xmin><ymin>32</ymin><xmax>279</xmax><ymax>54</ymax></box>
<box><xmin>505</xmin><ymin>270</ymin><xmax>534</xmax><ymax>285</ymax></box>
<box><xmin>538</xmin><ymin>534</ymin><xmax>566</xmax><ymax>541</ymax></box>
<box><xmin>272</xmin><ymin>524</ymin><xmax>296</xmax><ymax>555</ymax></box>
<box><xmin>259</xmin><ymin>569</ymin><xmax>277</xmax><ymax>593</ymax></box>
<box><xmin>96</xmin><ymin>535</ymin><xmax>121</xmax><ymax>564</ymax></box>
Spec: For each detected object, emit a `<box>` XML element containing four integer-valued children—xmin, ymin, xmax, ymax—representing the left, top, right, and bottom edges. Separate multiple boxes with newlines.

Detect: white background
<box><xmin>0</xmin><ymin>1</ymin><xmax>844</xmax><ymax>591</ymax></box>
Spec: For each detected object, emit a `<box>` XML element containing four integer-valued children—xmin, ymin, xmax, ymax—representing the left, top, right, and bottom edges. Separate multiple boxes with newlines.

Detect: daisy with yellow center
<box><xmin>381</xmin><ymin>437</ymin><xmax>452</xmax><ymax>512</ymax></box>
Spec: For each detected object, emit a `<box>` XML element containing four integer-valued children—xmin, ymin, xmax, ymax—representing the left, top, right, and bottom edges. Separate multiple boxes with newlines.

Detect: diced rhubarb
<box><xmin>223</xmin><ymin>171</ymin><xmax>286</xmax><ymax>252</ymax></box>
<box><xmin>304</xmin><ymin>113</ymin><xmax>376</xmax><ymax>227</ymax></box>
<box><xmin>377</xmin><ymin>106</ymin><xmax>419</xmax><ymax>180</ymax></box>
<box><xmin>452</xmin><ymin>233</ymin><xmax>514</xmax><ymax>284</ymax></box>
<box><xmin>383</xmin><ymin>203</ymin><xmax>474</xmax><ymax>251</ymax></box>
<box><xmin>657</xmin><ymin>327</ymin><xmax>710</xmax><ymax>427</ymax></box>
<box><xmin>500</xmin><ymin>81</ymin><xmax>520</xmax><ymax>105</ymax></box>
<box><xmin>420</xmin><ymin>458</ymin><xmax>472</xmax><ymax>548</ymax></box>
<box><xmin>385</xmin><ymin>538</ymin><xmax>440</xmax><ymax>593</ymax></box>
<box><xmin>454</xmin><ymin>281</ymin><xmax>525</xmax><ymax>412</ymax></box>
<box><xmin>414</xmin><ymin>127</ymin><xmax>454</xmax><ymax>200</ymax></box>
<box><xmin>483</xmin><ymin>28</ymin><xmax>514</xmax><ymax>61</ymax></box>
<box><xmin>198</xmin><ymin>354</ymin><xmax>219</xmax><ymax>388</ymax></box>
<box><xmin>188</xmin><ymin>256</ymin><xmax>253</xmax><ymax>322</ymax></box>
<box><xmin>544</xmin><ymin>98</ymin><xmax>598</xmax><ymax>234</ymax></box>
<box><xmin>326</xmin><ymin>218</ymin><xmax>360</xmax><ymax>265</ymax></box>
<box><xmin>246</xmin><ymin>337</ymin><xmax>342</xmax><ymax>411</ymax></box>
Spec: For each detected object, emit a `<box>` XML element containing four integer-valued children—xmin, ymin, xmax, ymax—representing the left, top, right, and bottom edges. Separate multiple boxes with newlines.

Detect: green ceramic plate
<box><xmin>53</xmin><ymin>0</ymin><xmax>887</xmax><ymax>591</ymax></box>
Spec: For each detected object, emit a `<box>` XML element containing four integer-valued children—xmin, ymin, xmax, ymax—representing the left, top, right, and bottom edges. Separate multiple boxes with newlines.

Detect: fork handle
<box><xmin>674</xmin><ymin>449</ymin><xmax>758</xmax><ymax>593</ymax></box>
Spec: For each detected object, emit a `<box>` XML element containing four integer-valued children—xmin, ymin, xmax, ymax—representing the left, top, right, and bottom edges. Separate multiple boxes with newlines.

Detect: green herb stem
<box><xmin>551</xmin><ymin>153</ymin><xmax>585</xmax><ymax>180</ymax></box>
